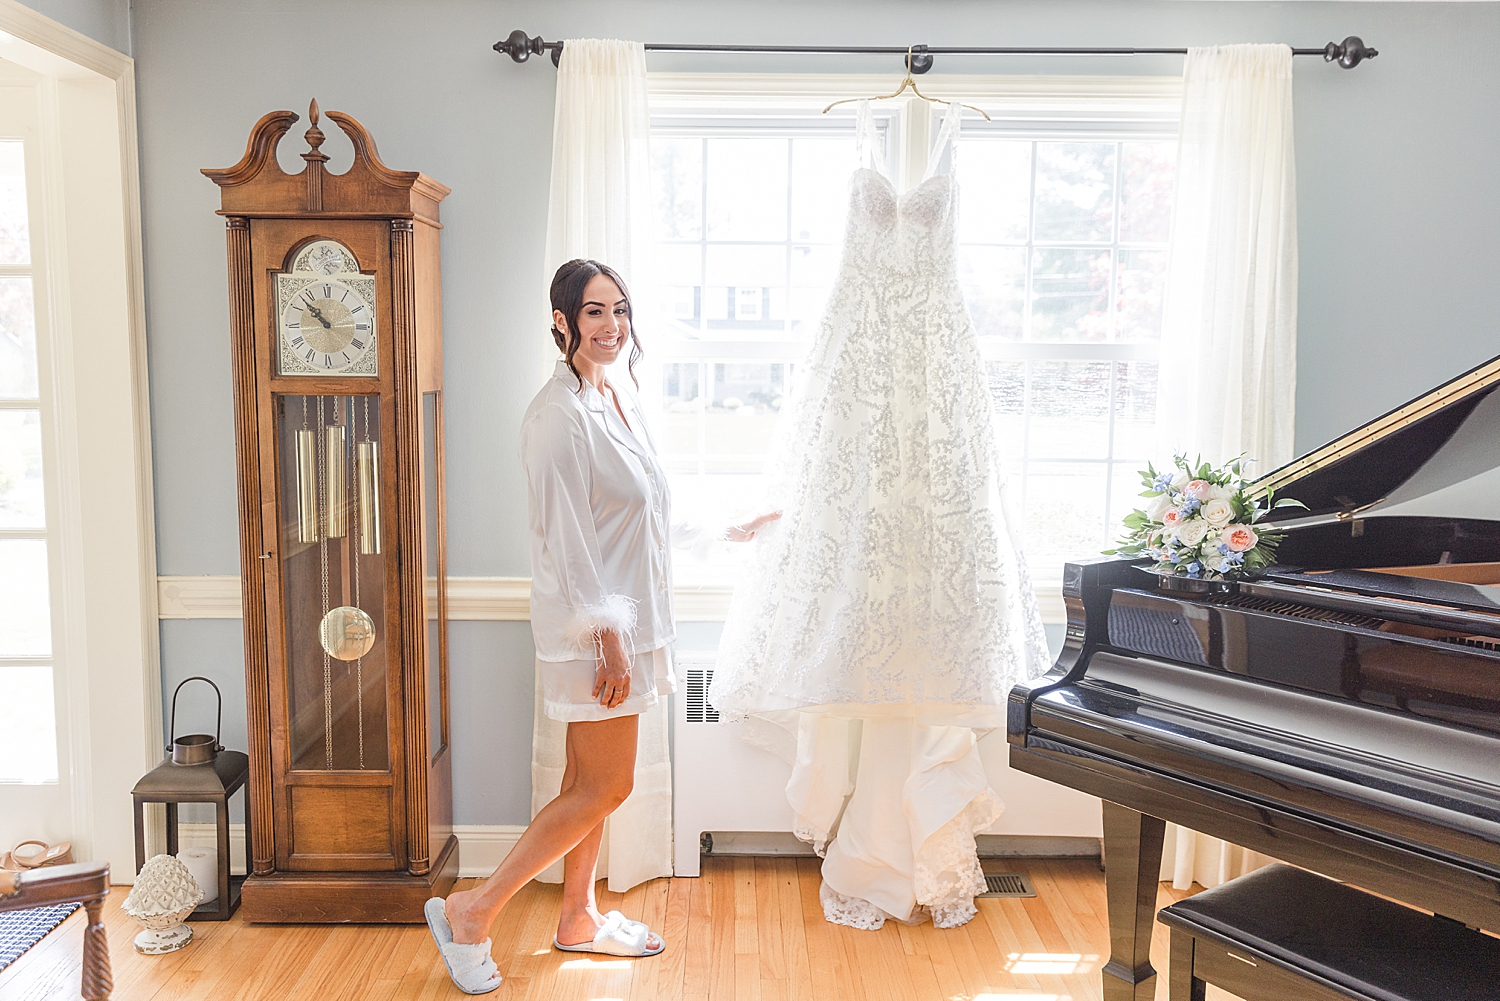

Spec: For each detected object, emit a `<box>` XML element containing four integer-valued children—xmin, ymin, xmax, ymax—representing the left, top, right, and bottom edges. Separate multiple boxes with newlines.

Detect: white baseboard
<box><xmin>175</xmin><ymin>822</ymin><xmax>525</xmax><ymax>879</ymax></box>
<box><xmin>168</xmin><ymin>824</ymin><xmax>1093</xmax><ymax>882</ymax></box>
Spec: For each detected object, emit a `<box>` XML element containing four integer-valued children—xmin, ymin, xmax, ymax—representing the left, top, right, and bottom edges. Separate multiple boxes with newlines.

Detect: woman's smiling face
<box><xmin>561</xmin><ymin>273</ymin><xmax>630</xmax><ymax>373</ymax></box>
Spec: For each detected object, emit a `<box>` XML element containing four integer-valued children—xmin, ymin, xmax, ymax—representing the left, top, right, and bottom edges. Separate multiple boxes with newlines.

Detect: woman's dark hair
<box><xmin>550</xmin><ymin>259</ymin><xmax>642</xmax><ymax>388</ymax></box>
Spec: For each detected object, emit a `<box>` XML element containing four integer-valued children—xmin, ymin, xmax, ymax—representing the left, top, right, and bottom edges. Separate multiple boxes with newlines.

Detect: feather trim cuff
<box><xmin>569</xmin><ymin>594</ymin><xmax>639</xmax><ymax>648</ymax></box>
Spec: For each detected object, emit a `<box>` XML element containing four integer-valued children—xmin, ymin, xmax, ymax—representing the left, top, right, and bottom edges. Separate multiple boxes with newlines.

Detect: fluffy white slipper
<box><xmin>553</xmin><ymin>910</ymin><xmax>664</xmax><ymax>957</ymax></box>
<box><xmin>424</xmin><ymin>897</ymin><xmax>503</xmax><ymax>994</ymax></box>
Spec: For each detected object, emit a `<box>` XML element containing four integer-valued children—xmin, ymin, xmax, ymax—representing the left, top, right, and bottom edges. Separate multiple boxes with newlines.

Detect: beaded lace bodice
<box><xmin>710</xmin><ymin>102</ymin><xmax>1049</xmax><ymax>726</ymax></box>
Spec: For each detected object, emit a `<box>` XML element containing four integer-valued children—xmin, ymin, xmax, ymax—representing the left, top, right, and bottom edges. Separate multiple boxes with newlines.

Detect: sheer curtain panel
<box><xmin>532</xmin><ymin>38</ymin><xmax>672</xmax><ymax>894</ymax></box>
<box><xmin>1156</xmin><ymin>42</ymin><xmax>1297</xmax><ymax>890</ymax></box>
<box><xmin>1158</xmin><ymin>43</ymin><xmax>1298</xmax><ymax>474</ymax></box>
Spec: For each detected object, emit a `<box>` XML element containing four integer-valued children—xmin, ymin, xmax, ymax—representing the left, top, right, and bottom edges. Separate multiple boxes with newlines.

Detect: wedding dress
<box><xmin>710</xmin><ymin>102</ymin><xmax>1050</xmax><ymax>929</ymax></box>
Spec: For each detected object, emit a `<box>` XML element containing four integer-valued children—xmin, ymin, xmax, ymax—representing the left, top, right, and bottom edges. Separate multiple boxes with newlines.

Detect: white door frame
<box><xmin>0</xmin><ymin>0</ymin><xmax>157</xmax><ymax>882</ymax></box>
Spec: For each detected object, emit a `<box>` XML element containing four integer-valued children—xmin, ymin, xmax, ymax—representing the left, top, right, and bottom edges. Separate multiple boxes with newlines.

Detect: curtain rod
<box><xmin>494</xmin><ymin>31</ymin><xmax>1378</xmax><ymax>71</ymax></box>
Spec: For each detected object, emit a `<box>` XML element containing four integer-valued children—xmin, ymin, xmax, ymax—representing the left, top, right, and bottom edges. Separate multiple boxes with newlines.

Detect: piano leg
<box><xmin>1101</xmin><ymin>801</ymin><xmax>1166</xmax><ymax>1001</ymax></box>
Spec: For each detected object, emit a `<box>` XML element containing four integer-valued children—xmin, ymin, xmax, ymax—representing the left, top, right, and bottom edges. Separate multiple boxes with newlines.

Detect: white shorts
<box><xmin>539</xmin><ymin>646</ymin><xmax>676</xmax><ymax>723</ymax></box>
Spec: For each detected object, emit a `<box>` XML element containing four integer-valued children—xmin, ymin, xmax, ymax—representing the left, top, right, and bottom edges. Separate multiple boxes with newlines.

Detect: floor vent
<box><xmin>684</xmin><ymin>667</ymin><xmax>720</xmax><ymax>723</ymax></box>
<box><xmin>977</xmin><ymin>872</ymin><xmax>1037</xmax><ymax>898</ymax></box>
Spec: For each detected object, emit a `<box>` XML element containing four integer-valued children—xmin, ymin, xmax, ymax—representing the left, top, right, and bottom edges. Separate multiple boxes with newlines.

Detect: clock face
<box><xmin>275</xmin><ymin>239</ymin><xmax>378</xmax><ymax>377</ymax></box>
<box><xmin>280</xmin><ymin>278</ymin><xmax>375</xmax><ymax>373</ymax></box>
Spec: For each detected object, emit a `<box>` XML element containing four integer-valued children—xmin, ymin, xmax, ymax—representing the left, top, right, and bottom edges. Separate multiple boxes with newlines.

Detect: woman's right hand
<box><xmin>592</xmin><ymin>628</ymin><xmax>632</xmax><ymax>709</ymax></box>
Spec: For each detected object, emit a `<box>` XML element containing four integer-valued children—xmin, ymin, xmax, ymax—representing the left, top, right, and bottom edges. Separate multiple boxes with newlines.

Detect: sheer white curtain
<box><xmin>532</xmin><ymin>37</ymin><xmax>671</xmax><ymax>893</ymax></box>
<box><xmin>1156</xmin><ymin>43</ymin><xmax>1297</xmax><ymax>890</ymax></box>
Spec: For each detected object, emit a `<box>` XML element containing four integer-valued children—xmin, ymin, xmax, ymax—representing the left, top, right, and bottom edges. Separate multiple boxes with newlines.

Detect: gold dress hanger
<box><xmin>822</xmin><ymin>45</ymin><xmax>991</xmax><ymax>120</ymax></box>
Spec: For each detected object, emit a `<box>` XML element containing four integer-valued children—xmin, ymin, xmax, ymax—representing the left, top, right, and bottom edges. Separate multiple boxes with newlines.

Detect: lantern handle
<box><xmin>168</xmin><ymin>676</ymin><xmax>224</xmax><ymax>754</ymax></box>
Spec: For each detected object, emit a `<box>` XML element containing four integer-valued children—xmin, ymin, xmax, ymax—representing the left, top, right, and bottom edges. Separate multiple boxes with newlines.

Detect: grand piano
<box><xmin>1008</xmin><ymin>354</ymin><xmax>1500</xmax><ymax>1001</ymax></box>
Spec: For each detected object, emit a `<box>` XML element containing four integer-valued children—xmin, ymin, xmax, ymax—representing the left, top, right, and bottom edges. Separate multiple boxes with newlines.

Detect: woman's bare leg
<box><xmin>444</xmin><ymin>714</ymin><xmax>638</xmax><ymax>945</ymax></box>
<box><xmin>556</xmin><ymin>724</ymin><xmax>607</xmax><ymax>945</ymax></box>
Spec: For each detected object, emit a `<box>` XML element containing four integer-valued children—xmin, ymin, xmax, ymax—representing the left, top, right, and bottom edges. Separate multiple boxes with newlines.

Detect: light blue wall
<box><xmin>134</xmin><ymin>0</ymin><xmax>1500</xmax><ymax>825</ymax></box>
<box><xmin>18</xmin><ymin>0</ymin><xmax>130</xmax><ymax>54</ymax></box>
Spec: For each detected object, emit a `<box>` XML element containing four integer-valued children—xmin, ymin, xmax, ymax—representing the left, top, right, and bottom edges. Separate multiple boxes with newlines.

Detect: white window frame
<box><xmin>645</xmin><ymin>73</ymin><xmax>1181</xmax><ymax>622</ymax></box>
<box><xmin>0</xmin><ymin>6</ymin><xmax>159</xmax><ymax>880</ymax></box>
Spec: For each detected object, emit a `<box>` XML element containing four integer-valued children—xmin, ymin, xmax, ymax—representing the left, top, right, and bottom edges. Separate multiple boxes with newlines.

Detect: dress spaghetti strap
<box><xmin>922</xmin><ymin>102</ymin><xmax>963</xmax><ymax>183</ymax></box>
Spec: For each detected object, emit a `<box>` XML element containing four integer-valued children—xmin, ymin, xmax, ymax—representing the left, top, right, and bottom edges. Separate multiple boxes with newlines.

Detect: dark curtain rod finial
<box><xmin>495</xmin><ymin>29</ymin><xmax>561</xmax><ymax>67</ymax></box>
<box><xmin>493</xmin><ymin>30</ymin><xmax>1378</xmax><ymax>71</ymax></box>
<box><xmin>1327</xmin><ymin>36</ymin><xmax>1377</xmax><ymax>69</ymax></box>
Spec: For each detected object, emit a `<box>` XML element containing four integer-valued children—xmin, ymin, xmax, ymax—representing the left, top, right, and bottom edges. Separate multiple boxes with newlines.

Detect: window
<box><xmin>643</xmin><ymin>81</ymin><xmax>1178</xmax><ymax>584</ymax></box>
<box><xmin>0</xmin><ymin>136</ymin><xmax>58</xmax><ymax>783</ymax></box>
<box><xmin>956</xmin><ymin>130</ymin><xmax>1175</xmax><ymax>575</ymax></box>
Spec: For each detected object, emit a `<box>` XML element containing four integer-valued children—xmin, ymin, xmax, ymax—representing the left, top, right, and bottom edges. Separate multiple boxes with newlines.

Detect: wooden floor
<box><xmin>0</xmin><ymin>857</ymin><xmax>1243</xmax><ymax>1001</ymax></box>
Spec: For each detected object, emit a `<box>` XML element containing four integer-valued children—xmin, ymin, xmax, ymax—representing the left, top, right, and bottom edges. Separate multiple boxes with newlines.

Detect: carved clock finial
<box><xmin>301</xmin><ymin>99</ymin><xmax>328</xmax><ymax>211</ymax></box>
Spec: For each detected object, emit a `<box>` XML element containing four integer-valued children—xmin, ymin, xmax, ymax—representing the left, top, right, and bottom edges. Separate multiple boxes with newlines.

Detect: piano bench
<box><xmin>1156</xmin><ymin>863</ymin><xmax>1500</xmax><ymax>1001</ymax></box>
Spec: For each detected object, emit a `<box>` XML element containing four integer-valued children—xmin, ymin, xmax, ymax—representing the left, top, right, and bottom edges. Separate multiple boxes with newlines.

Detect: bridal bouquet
<box><xmin>1105</xmin><ymin>455</ymin><xmax>1305</xmax><ymax>580</ymax></box>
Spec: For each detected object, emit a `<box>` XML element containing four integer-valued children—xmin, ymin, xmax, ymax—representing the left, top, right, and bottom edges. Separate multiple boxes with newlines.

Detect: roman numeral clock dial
<box><xmin>275</xmin><ymin>239</ymin><xmax>378</xmax><ymax>376</ymax></box>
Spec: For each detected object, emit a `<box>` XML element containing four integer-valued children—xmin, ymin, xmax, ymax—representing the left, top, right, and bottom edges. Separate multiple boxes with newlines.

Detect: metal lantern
<box><xmin>130</xmin><ymin>677</ymin><xmax>250</xmax><ymax>921</ymax></box>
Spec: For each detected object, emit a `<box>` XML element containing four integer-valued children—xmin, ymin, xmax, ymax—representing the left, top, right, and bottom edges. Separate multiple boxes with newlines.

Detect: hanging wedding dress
<box><xmin>710</xmin><ymin>102</ymin><xmax>1050</xmax><ymax>929</ymax></box>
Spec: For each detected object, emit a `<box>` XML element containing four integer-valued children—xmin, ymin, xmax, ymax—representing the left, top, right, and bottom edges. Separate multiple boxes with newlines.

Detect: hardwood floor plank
<box><xmin>773</xmin><ymin>861</ymin><xmax>812</xmax><ymax>1001</ymax></box>
<box><xmin>682</xmin><ymin>870</ymin><xmax>713</xmax><ymax>997</ymax></box>
<box><xmin>753</xmin><ymin>859</ymin><xmax>785</xmax><ymax>981</ymax></box>
<box><xmin>708</xmin><ymin>860</ymin><xmax>738</xmax><ymax>1001</ymax></box>
<box><xmin>733</xmin><ymin>858</ymin><xmax>758</xmax><ymax>956</ymax></box>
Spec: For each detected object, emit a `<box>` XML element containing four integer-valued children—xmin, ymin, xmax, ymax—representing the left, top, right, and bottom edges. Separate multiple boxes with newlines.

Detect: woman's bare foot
<box><xmin>556</xmin><ymin>907</ymin><xmax>662</xmax><ymax>951</ymax></box>
<box><xmin>444</xmin><ymin>887</ymin><xmax>492</xmax><ymax>945</ymax></box>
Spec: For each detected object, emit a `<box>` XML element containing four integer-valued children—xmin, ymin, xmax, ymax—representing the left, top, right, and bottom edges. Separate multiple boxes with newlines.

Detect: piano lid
<box><xmin>1251</xmin><ymin>354</ymin><xmax>1500</xmax><ymax>526</ymax></box>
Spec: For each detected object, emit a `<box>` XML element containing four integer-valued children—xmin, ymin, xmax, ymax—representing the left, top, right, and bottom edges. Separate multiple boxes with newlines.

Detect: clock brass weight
<box><xmin>204</xmin><ymin>101</ymin><xmax>456</xmax><ymax>922</ymax></box>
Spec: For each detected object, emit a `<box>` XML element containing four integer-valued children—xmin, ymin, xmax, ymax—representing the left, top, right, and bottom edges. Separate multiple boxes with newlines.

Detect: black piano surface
<box><xmin>1007</xmin><ymin>354</ymin><xmax>1500</xmax><ymax>1001</ymax></box>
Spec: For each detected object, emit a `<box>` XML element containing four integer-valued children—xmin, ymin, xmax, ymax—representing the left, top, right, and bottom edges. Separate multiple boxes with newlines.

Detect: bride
<box><xmin>425</xmin><ymin>259</ymin><xmax>778</xmax><ymax>994</ymax></box>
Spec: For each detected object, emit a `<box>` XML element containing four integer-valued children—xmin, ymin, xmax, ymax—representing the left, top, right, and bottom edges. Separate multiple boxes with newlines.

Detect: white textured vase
<box><xmin>123</xmin><ymin>854</ymin><xmax>203</xmax><ymax>954</ymax></box>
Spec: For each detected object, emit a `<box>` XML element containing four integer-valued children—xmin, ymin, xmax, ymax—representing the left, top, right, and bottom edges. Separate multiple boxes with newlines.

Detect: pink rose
<box><xmin>1185</xmin><ymin>479</ymin><xmax>1211</xmax><ymax>499</ymax></box>
<box><xmin>1222</xmin><ymin>524</ymin><xmax>1259</xmax><ymax>552</ymax></box>
<box><xmin>1161</xmin><ymin>508</ymin><xmax>1183</xmax><ymax>529</ymax></box>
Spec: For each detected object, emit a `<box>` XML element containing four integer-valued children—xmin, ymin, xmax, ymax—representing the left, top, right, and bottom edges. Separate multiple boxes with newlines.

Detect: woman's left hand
<box><xmin>726</xmin><ymin>510</ymin><xmax>782</xmax><ymax>543</ymax></box>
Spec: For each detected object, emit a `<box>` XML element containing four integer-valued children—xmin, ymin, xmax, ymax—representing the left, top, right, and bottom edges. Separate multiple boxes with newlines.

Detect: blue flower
<box><xmin>1180</xmin><ymin>497</ymin><xmax>1201</xmax><ymax>515</ymax></box>
<box><xmin>1217</xmin><ymin>543</ymin><xmax>1230</xmax><ymax>555</ymax></box>
<box><xmin>1186</xmin><ymin>562</ymin><xmax>1202</xmax><ymax>578</ymax></box>
<box><xmin>1152</xmin><ymin>473</ymin><xmax>1174</xmax><ymax>492</ymax></box>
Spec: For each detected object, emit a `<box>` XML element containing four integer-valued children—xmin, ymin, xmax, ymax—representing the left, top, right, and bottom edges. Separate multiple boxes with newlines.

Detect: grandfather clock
<box><xmin>204</xmin><ymin>102</ymin><xmax>456</xmax><ymax>922</ymax></box>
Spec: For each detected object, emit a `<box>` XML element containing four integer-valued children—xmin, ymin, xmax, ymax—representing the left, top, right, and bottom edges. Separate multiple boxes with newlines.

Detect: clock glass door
<box><xmin>275</xmin><ymin>393</ymin><xmax>390</xmax><ymax>773</ymax></box>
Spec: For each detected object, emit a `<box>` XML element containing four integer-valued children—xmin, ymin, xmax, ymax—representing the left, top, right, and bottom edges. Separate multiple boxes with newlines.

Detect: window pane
<box><xmin>1033</xmin><ymin>142</ymin><xmax>1116</xmax><ymax>243</ymax></box>
<box><xmin>1028</xmin><ymin>361</ymin><xmax>1111</xmax><ymax>460</ymax></box>
<box><xmin>1030</xmin><ymin>248</ymin><xmax>1111</xmax><ymax>342</ymax></box>
<box><xmin>1023</xmin><ymin>461</ymin><xmax>1110</xmax><ymax>571</ymax></box>
<box><xmin>659</xmin><ymin>362</ymin><xmax>703</xmax><ymax>455</ymax></box>
<box><xmin>957</xmin><ymin>140</ymin><xmax>1031</xmax><ymax>244</ymax></box>
<box><xmin>1120</xmin><ymin>142</ymin><xmax>1176</xmax><ymax>244</ymax></box>
<box><xmin>706</xmin><ymin>138</ymin><xmax>788</xmax><ymax>241</ymax></box>
<box><xmin>652</xmin><ymin>243</ymin><xmax>702</xmax><ymax>336</ymax></box>
<box><xmin>704</xmin><ymin>245</ymin><xmax>786</xmax><ymax>334</ymax></box>
<box><xmin>960</xmin><ymin>246</ymin><xmax>1026</xmax><ymax>341</ymax></box>
<box><xmin>0</xmin><ymin>539</ymin><xmax>51</xmax><ymax>656</ymax></box>
<box><xmin>652</xmin><ymin>136</ymin><xmax>702</xmax><ymax>241</ymax></box>
<box><xmin>0</xmin><ymin>276</ymin><xmax>37</xmax><ymax>399</ymax></box>
<box><xmin>1116</xmin><ymin>249</ymin><xmax>1168</xmax><ymax>342</ymax></box>
<box><xmin>0</xmin><ymin>141</ymin><xmax>30</xmax><ymax>266</ymax></box>
<box><xmin>0</xmin><ymin>664</ymin><xmax>58</xmax><ymax>783</ymax></box>
<box><xmin>707</xmin><ymin>362</ymin><xmax>786</xmax><ymax>456</ymax></box>
<box><xmin>0</xmin><ymin>409</ymin><xmax>44</xmax><ymax>528</ymax></box>
<box><xmin>790</xmin><ymin>137</ymin><xmax>855</xmax><ymax>243</ymax></box>
<box><xmin>1113</xmin><ymin>361</ymin><xmax>1159</xmax><ymax>461</ymax></box>
<box><xmin>986</xmin><ymin>360</ymin><xmax>1026</xmax><ymax>461</ymax></box>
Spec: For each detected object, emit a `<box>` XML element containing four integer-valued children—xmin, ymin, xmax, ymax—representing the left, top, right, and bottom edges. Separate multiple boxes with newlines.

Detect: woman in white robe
<box><xmin>426</xmin><ymin>259</ymin><xmax>776</xmax><ymax>994</ymax></box>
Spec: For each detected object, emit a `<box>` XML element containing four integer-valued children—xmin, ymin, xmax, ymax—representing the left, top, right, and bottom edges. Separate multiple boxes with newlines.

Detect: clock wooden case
<box><xmin>204</xmin><ymin>102</ymin><xmax>455</xmax><ymax>922</ymax></box>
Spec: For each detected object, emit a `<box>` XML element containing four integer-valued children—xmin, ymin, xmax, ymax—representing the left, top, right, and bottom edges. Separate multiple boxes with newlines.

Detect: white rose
<box><xmin>1170</xmin><ymin>470</ymin><xmax>1190</xmax><ymax>490</ymax></box>
<box><xmin>1201</xmin><ymin>498</ymin><xmax>1233</xmax><ymax>528</ymax></box>
<box><xmin>1174</xmin><ymin>518</ymin><xmax>1208</xmax><ymax>547</ymax></box>
<box><xmin>1208</xmin><ymin>484</ymin><xmax>1233</xmax><ymax>502</ymax></box>
<box><xmin>1145</xmin><ymin>493</ymin><xmax>1173</xmax><ymax>522</ymax></box>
